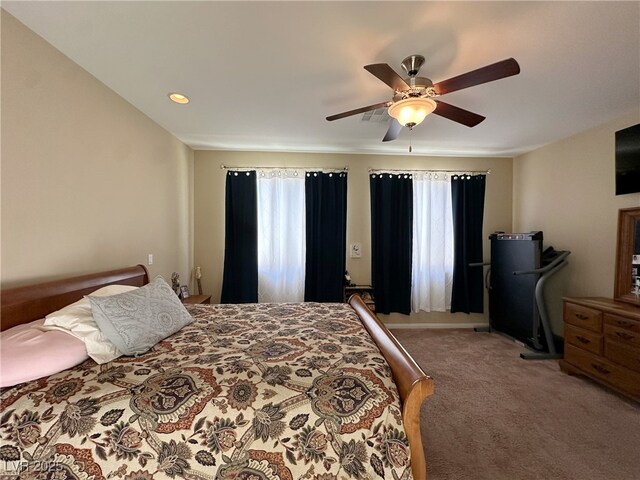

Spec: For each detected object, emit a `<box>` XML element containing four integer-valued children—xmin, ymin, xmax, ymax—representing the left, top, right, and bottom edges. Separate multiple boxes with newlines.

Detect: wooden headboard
<box><xmin>1</xmin><ymin>265</ymin><xmax>149</xmax><ymax>331</ymax></box>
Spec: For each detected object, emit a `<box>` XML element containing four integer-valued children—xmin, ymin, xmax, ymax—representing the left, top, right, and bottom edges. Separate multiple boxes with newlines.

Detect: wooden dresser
<box><xmin>560</xmin><ymin>297</ymin><xmax>640</xmax><ymax>401</ymax></box>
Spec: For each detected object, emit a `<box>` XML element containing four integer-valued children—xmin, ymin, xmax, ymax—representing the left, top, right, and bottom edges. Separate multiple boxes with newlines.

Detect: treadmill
<box><xmin>486</xmin><ymin>232</ymin><xmax>570</xmax><ymax>360</ymax></box>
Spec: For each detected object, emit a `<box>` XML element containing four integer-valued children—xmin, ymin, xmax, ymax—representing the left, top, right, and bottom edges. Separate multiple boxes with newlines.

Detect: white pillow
<box><xmin>42</xmin><ymin>285</ymin><xmax>138</xmax><ymax>364</ymax></box>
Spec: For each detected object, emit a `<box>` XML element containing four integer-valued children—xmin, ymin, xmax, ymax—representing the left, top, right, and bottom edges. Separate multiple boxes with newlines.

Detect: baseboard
<box><xmin>387</xmin><ymin>322</ymin><xmax>489</xmax><ymax>330</ymax></box>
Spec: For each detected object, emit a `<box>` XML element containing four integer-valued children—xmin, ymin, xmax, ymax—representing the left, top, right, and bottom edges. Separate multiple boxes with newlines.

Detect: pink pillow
<box><xmin>0</xmin><ymin>319</ymin><xmax>89</xmax><ymax>387</ymax></box>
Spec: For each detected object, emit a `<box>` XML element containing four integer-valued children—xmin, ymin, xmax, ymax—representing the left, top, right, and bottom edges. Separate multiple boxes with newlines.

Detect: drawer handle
<box><xmin>575</xmin><ymin>314</ymin><xmax>589</xmax><ymax>320</ymax></box>
<box><xmin>615</xmin><ymin>320</ymin><xmax>632</xmax><ymax>328</ymax></box>
<box><xmin>575</xmin><ymin>336</ymin><xmax>591</xmax><ymax>344</ymax></box>
<box><xmin>591</xmin><ymin>364</ymin><xmax>611</xmax><ymax>375</ymax></box>
<box><xmin>615</xmin><ymin>331</ymin><xmax>634</xmax><ymax>341</ymax></box>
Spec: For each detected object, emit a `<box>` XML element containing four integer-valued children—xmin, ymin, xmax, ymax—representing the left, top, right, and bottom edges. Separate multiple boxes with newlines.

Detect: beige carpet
<box><xmin>392</xmin><ymin>329</ymin><xmax>640</xmax><ymax>480</ymax></box>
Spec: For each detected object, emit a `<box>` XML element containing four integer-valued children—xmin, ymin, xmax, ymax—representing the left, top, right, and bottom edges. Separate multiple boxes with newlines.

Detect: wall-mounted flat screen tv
<box><xmin>616</xmin><ymin>123</ymin><xmax>640</xmax><ymax>195</ymax></box>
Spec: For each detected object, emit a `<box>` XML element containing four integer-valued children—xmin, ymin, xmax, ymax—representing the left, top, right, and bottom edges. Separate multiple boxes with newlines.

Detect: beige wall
<box><xmin>194</xmin><ymin>150</ymin><xmax>513</xmax><ymax>325</ymax></box>
<box><xmin>1</xmin><ymin>11</ymin><xmax>194</xmax><ymax>288</ymax></box>
<box><xmin>10</xmin><ymin>4</ymin><xmax>633</xmax><ymax>332</ymax></box>
<box><xmin>513</xmin><ymin>111</ymin><xmax>640</xmax><ymax>333</ymax></box>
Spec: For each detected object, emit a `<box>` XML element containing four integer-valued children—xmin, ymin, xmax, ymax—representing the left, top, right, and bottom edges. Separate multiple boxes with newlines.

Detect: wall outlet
<box><xmin>147</xmin><ymin>254</ymin><xmax>154</xmax><ymax>266</ymax></box>
<box><xmin>350</xmin><ymin>243</ymin><xmax>362</xmax><ymax>258</ymax></box>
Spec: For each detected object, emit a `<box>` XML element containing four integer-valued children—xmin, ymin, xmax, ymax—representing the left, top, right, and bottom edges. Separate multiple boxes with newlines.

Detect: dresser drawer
<box><xmin>604</xmin><ymin>323</ymin><xmax>640</xmax><ymax>348</ymax></box>
<box><xmin>564</xmin><ymin>302</ymin><xmax>602</xmax><ymax>332</ymax></box>
<box><xmin>604</xmin><ymin>313</ymin><xmax>640</xmax><ymax>340</ymax></box>
<box><xmin>605</xmin><ymin>339</ymin><xmax>640</xmax><ymax>373</ymax></box>
<box><xmin>565</xmin><ymin>344</ymin><xmax>640</xmax><ymax>399</ymax></box>
<box><xmin>564</xmin><ymin>324</ymin><xmax>602</xmax><ymax>355</ymax></box>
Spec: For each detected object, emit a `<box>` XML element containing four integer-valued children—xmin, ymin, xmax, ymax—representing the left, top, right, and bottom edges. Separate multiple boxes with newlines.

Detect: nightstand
<box><xmin>343</xmin><ymin>285</ymin><xmax>375</xmax><ymax>312</ymax></box>
<box><xmin>181</xmin><ymin>294</ymin><xmax>211</xmax><ymax>305</ymax></box>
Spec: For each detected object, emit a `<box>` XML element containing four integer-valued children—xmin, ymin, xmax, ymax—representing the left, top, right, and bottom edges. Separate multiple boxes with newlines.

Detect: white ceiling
<box><xmin>4</xmin><ymin>1</ymin><xmax>639</xmax><ymax>157</ymax></box>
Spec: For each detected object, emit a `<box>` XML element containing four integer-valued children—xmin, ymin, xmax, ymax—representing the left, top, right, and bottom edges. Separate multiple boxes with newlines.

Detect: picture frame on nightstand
<box><xmin>179</xmin><ymin>285</ymin><xmax>190</xmax><ymax>299</ymax></box>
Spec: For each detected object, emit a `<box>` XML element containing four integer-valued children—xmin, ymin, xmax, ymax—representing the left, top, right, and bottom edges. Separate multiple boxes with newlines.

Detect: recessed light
<box><xmin>168</xmin><ymin>92</ymin><xmax>189</xmax><ymax>104</ymax></box>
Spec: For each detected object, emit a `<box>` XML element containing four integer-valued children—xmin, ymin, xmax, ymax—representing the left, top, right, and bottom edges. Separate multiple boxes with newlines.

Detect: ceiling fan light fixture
<box><xmin>387</xmin><ymin>97</ymin><xmax>436</xmax><ymax>127</ymax></box>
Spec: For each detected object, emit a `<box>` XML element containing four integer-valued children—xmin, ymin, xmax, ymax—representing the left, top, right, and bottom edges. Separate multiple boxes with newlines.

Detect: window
<box><xmin>256</xmin><ymin>173</ymin><xmax>306</xmax><ymax>302</ymax></box>
<box><xmin>221</xmin><ymin>169</ymin><xmax>347</xmax><ymax>304</ymax></box>
<box><xmin>370</xmin><ymin>172</ymin><xmax>486</xmax><ymax>314</ymax></box>
<box><xmin>411</xmin><ymin>174</ymin><xmax>454</xmax><ymax>312</ymax></box>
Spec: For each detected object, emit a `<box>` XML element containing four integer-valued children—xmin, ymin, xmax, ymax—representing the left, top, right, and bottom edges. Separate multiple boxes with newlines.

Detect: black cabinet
<box><xmin>489</xmin><ymin>232</ymin><xmax>542</xmax><ymax>349</ymax></box>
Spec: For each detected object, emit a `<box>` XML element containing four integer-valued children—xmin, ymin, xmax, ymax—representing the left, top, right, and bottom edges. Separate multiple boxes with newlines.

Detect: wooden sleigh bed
<box><xmin>1</xmin><ymin>265</ymin><xmax>433</xmax><ymax>480</ymax></box>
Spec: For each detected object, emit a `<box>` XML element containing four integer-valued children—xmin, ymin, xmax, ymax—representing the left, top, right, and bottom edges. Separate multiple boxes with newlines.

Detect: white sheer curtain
<box><xmin>257</xmin><ymin>172</ymin><xmax>306</xmax><ymax>303</ymax></box>
<box><xmin>411</xmin><ymin>174</ymin><xmax>454</xmax><ymax>312</ymax></box>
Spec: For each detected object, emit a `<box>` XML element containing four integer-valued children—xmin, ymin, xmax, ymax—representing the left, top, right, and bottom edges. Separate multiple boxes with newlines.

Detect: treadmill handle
<box><xmin>512</xmin><ymin>251</ymin><xmax>571</xmax><ymax>276</ymax></box>
<box><xmin>469</xmin><ymin>262</ymin><xmax>491</xmax><ymax>268</ymax></box>
<box><xmin>468</xmin><ymin>261</ymin><xmax>492</xmax><ymax>290</ymax></box>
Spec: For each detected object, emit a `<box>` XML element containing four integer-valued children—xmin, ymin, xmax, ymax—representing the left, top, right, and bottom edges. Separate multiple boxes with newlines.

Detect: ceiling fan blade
<box><xmin>326</xmin><ymin>101</ymin><xmax>389</xmax><ymax>121</ymax></box>
<box><xmin>433</xmin><ymin>100</ymin><xmax>485</xmax><ymax>127</ymax></box>
<box><xmin>364</xmin><ymin>64</ymin><xmax>410</xmax><ymax>91</ymax></box>
<box><xmin>382</xmin><ymin>119</ymin><xmax>403</xmax><ymax>142</ymax></box>
<box><xmin>433</xmin><ymin>58</ymin><xmax>520</xmax><ymax>95</ymax></box>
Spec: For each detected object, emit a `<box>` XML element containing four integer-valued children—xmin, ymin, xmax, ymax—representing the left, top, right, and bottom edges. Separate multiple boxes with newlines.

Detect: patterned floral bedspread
<box><xmin>0</xmin><ymin>303</ymin><xmax>412</xmax><ymax>480</ymax></box>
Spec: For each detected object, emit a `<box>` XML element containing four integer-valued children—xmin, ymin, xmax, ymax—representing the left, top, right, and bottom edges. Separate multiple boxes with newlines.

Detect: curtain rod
<box><xmin>369</xmin><ymin>168</ymin><xmax>491</xmax><ymax>175</ymax></box>
<box><xmin>220</xmin><ymin>164</ymin><xmax>348</xmax><ymax>172</ymax></box>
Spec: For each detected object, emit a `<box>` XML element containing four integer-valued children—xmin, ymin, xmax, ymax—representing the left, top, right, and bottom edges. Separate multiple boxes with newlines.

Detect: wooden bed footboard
<box><xmin>349</xmin><ymin>294</ymin><xmax>433</xmax><ymax>480</ymax></box>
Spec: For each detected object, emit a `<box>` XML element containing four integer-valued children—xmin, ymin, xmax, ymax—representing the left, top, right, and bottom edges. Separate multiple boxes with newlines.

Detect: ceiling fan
<box><xmin>326</xmin><ymin>55</ymin><xmax>520</xmax><ymax>142</ymax></box>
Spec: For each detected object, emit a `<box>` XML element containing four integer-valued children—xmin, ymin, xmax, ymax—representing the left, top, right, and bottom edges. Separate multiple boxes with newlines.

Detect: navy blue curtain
<box><xmin>304</xmin><ymin>172</ymin><xmax>348</xmax><ymax>302</ymax></box>
<box><xmin>370</xmin><ymin>173</ymin><xmax>413</xmax><ymax>314</ymax></box>
<box><xmin>221</xmin><ymin>171</ymin><xmax>258</xmax><ymax>303</ymax></box>
<box><xmin>450</xmin><ymin>175</ymin><xmax>486</xmax><ymax>313</ymax></box>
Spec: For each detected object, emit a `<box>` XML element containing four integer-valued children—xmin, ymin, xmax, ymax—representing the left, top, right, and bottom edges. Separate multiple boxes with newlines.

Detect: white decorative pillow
<box><xmin>87</xmin><ymin>276</ymin><xmax>193</xmax><ymax>356</ymax></box>
<box><xmin>42</xmin><ymin>284</ymin><xmax>138</xmax><ymax>364</ymax></box>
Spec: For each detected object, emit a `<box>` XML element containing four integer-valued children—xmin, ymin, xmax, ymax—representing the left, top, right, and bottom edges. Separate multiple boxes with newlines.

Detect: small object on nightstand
<box><xmin>179</xmin><ymin>285</ymin><xmax>190</xmax><ymax>299</ymax></box>
<box><xmin>195</xmin><ymin>266</ymin><xmax>203</xmax><ymax>295</ymax></box>
<box><xmin>171</xmin><ymin>272</ymin><xmax>180</xmax><ymax>295</ymax></box>
<box><xmin>182</xmin><ymin>294</ymin><xmax>211</xmax><ymax>305</ymax></box>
